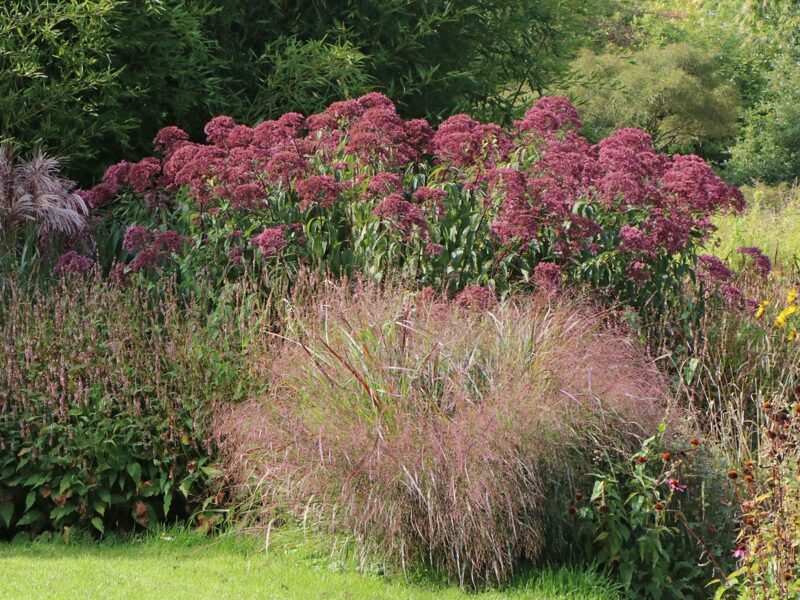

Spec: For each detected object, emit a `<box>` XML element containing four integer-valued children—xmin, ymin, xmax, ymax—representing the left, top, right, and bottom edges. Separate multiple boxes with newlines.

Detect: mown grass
<box><xmin>712</xmin><ymin>182</ymin><xmax>800</xmax><ymax>272</ymax></box>
<box><xmin>0</xmin><ymin>526</ymin><xmax>619</xmax><ymax>600</ymax></box>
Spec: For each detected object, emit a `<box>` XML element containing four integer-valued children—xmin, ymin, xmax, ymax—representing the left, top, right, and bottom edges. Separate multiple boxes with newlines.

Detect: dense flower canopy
<box><xmin>76</xmin><ymin>93</ymin><xmax>750</xmax><ymax>308</ymax></box>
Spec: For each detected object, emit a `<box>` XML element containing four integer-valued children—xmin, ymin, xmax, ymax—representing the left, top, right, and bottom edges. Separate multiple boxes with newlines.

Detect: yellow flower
<box><xmin>755</xmin><ymin>300</ymin><xmax>770</xmax><ymax>318</ymax></box>
<box><xmin>788</xmin><ymin>289</ymin><xmax>798</xmax><ymax>305</ymax></box>
<box><xmin>775</xmin><ymin>305</ymin><xmax>798</xmax><ymax>328</ymax></box>
<box><xmin>790</xmin><ymin>328</ymin><xmax>798</xmax><ymax>341</ymax></box>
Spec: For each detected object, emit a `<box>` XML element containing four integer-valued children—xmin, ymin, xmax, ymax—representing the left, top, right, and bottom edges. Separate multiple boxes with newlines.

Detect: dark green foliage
<box><xmin>727</xmin><ymin>53</ymin><xmax>800</xmax><ymax>185</ymax></box>
<box><xmin>206</xmin><ymin>0</ymin><xmax>576</xmax><ymax>123</ymax></box>
<box><xmin>0</xmin><ymin>1</ymin><xmax>224</xmax><ymax>185</ymax></box>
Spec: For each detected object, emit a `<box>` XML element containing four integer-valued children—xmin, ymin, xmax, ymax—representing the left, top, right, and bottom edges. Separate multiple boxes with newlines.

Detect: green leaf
<box><xmin>0</xmin><ymin>501</ymin><xmax>14</xmax><ymax>527</ymax></box>
<box><xmin>16</xmin><ymin>509</ymin><xmax>43</xmax><ymax>527</ymax></box>
<box><xmin>163</xmin><ymin>493</ymin><xmax>172</xmax><ymax>517</ymax></box>
<box><xmin>91</xmin><ymin>517</ymin><xmax>105</xmax><ymax>534</ymax></box>
<box><xmin>127</xmin><ymin>462</ymin><xmax>142</xmax><ymax>483</ymax></box>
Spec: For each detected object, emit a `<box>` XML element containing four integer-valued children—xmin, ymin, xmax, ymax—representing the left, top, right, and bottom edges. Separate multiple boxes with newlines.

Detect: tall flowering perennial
<box><xmin>53</xmin><ymin>250</ymin><xmax>95</xmax><ymax>277</ymax></box>
<box><xmin>250</xmin><ymin>225</ymin><xmax>287</xmax><ymax>259</ymax></box>
<box><xmin>83</xmin><ymin>94</ymin><xmax>753</xmax><ymax>324</ymax></box>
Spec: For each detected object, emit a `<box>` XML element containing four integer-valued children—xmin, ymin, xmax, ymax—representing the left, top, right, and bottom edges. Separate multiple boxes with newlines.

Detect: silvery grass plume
<box><xmin>0</xmin><ymin>143</ymin><xmax>88</xmax><ymax>242</ymax></box>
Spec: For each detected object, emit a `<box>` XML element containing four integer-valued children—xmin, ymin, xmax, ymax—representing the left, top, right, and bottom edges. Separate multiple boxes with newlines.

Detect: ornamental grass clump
<box><xmin>0</xmin><ymin>144</ymin><xmax>88</xmax><ymax>269</ymax></box>
<box><xmin>216</xmin><ymin>280</ymin><xmax>672</xmax><ymax>587</ymax></box>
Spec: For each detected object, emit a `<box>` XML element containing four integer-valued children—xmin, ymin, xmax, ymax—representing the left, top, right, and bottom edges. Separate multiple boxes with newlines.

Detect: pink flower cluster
<box><xmin>250</xmin><ymin>225</ymin><xmax>287</xmax><ymax>258</ymax></box>
<box><xmin>455</xmin><ymin>285</ymin><xmax>496</xmax><ymax>310</ymax></box>
<box><xmin>121</xmin><ymin>226</ymin><xmax>184</xmax><ymax>272</ymax></box>
<box><xmin>737</xmin><ymin>247</ymin><xmax>771</xmax><ymax>277</ymax></box>
<box><xmin>84</xmin><ymin>93</ymin><xmax>756</xmax><ymax>301</ymax></box>
<box><xmin>373</xmin><ymin>194</ymin><xmax>429</xmax><ymax>238</ymax></box>
<box><xmin>53</xmin><ymin>251</ymin><xmax>95</xmax><ymax>277</ymax></box>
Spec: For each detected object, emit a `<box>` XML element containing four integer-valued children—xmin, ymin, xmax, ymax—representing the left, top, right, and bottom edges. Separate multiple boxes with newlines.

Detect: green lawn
<box><xmin>0</xmin><ymin>528</ymin><xmax>618</xmax><ymax>600</ymax></box>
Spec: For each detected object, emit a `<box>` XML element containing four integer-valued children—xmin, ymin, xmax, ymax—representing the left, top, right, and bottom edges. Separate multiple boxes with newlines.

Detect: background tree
<box><xmin>560</xmin><ymin>43</ymin><xmax>739</xmax><ymax>159</ymax></box>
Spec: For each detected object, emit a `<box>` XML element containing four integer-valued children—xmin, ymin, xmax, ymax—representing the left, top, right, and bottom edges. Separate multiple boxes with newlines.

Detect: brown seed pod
<box><xmin>661</xmin><ymin>453</ymin><xmax>672</xmax><ymax>462</ymax></box>
<box><xmin>654</xmin><ymin>502</ymin><xmax>665</xmax><ymax>511</ymax></box>
<box><xmin>727</xmin><ymin>470</ymin><xmax>739</xmax><ymax>480</ymax></box>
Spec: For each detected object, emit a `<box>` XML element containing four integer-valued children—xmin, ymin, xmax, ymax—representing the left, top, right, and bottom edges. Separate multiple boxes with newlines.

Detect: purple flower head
<box><xmin>277</xmin><ymin>112</ymin><xmax>305</xmax><ymax>136</ymax></box>
<box><xmin>229</xmin><ymin>246</ymin><xmax>243</xmax><ymax>266</ymax></box>
<box><xmin>618</xmin><ymin>226</ymin><xmax>649</xmax><ymax>253</ymax></box>
<box><xmin>425</xmin><ymin>242</ymin><xmax>444</xmax><ymax>258</ymax></box>
<box><xmin>265</xmin><ymin>151</ymin><xmax>308</xmax><ymax>184</ymax></box>
<box><xmin>720</xmin><ymin>284</ymin><xmax>746</xmax><ymax>309</ymax></box>
<box><xmin>102</xmin><ymin>161</ymin><xmax>132</xmax><ymax>194</ymax></box>
<box><xmin>697</xmin><ymin>254</ymin><xmax>733</xmax><ymax>283</ymax></box>
<box><xmin>231</xmin><ymin>183</ymin><xmax>264</xmax><ymax>209</ymax></box>
<box><xmin>250</xmin><ymin>225</ymin><xmax>287</xmax><ymax>258</ymax></box>
<box><xmin>662</xmin><ymin>155</ymin><xmax>745</xmax><ymax>214</ymax></box>
<box><xmin>86</xmin><ymin>182</ymin><xmax>115</xmax><ymax>209</ymax></box>
<box><xmin>204</xmin><ymin>116</ymin><xmax>236</xmax><ymax>145</ymax></box>
<box><xmin>372</xmin><ymin>194</ymin><xmax>429</xmax><ymax>237</ymax></box>
<box><xmin>517</xmin><ymin>96</ymin><xmax>582</xmax><ymax>136</ymax></box>
<box><xmin>53</xmin><ymin>251</ymin><xmax>94</xmax><ymax>277</ymax></box>
<box><xmin>153</xmin><ymin>230</ymin><xmax>184</xmax><ymax>255</ymax></box>
<box><xmin>431</xmin><ymin>114</ymin><xmax>511</xmax><ymax>167</ymax></box>
<box><xmin>122</xmin><ymin>225</ymin><xmax>154</xmax><ymax>253</ymax></box>
<box><xmin>357</xmin><ymin>92</ymin><xmax>395</xmax><ymax>111</ymax></box>
<box><xmin>153</xmin><ymin>126</ymin><xmax>189</xmax><ymax>156</ymax></box>
<box><xmin>295</xmin><ymin>175</ymin><xmax>341</xmax><ymax>210</ymax></box>
<box><xmin>627</xmin><ymin>261</ymin><xmax>652</xmax><ymax>283</ymax></box>
<box><xmin>367</xmin><ymin>173</ymin><xmax>402</xmax><ymax>197</ymax></box>
<box><xmin>226</xmin><ymin>125</ymin><xmax>255</xmax><ymax>148</ymax></box>
<box><xmin>125</xmin><ymin>157</ymin><xmax>161</xmax><ymax>193</ymax></box>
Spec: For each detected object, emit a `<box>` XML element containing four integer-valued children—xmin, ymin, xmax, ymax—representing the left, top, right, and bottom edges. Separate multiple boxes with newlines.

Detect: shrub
<box><xmin>727</xmin><ymin>54</ymin><xmax>800</xmax><ymax>185</ymax></box>
<box><xmin>574</xmin><ymin>430</ymin><xmax>737</xmax><ymax>599</ymax></box>
<box><xmin>83</xmin><ymin>94</ymin><xmax>745</xmax><ymax>353</ymax></box>
<box><xmin>215</xmin><ymin>280</ymin><xmax>671</xmax><ymax>587</ymax></box>
<box><xmin>0</xmin><ymin>1</ymin><xmax>224</xmax><ymax>184</ymax></box>
<box><xmin>0</xmin><ymin>275</ymin><xmax>270</xmax><ymax>536</ymax></box>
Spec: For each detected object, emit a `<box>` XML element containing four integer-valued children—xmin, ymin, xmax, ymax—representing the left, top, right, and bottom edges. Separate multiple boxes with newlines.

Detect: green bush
<box><xmin>727</xmin><ymin>54</ymin><xmax>800</xmax><ymax>185</ymax></box>
<box><xmin>1</xmin><ymin>0</ymin><xmax>601</xmax><ymax>185</ymax></box>
<box><xmin>0</xmin><ymin>1</ymin><xmax>224</xmax><ymax>184</ymax></box>
<box><xmin>0</xmin><ymin>276</ymin><xmax>270</xmax><ymax>535</ymax></box>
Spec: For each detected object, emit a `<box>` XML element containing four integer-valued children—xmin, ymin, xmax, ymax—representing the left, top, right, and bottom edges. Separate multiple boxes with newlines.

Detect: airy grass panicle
<box><xmin>216</xmin><ymin>279</ymin><xmax>671</xmax><ymax>587</ymax></box>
